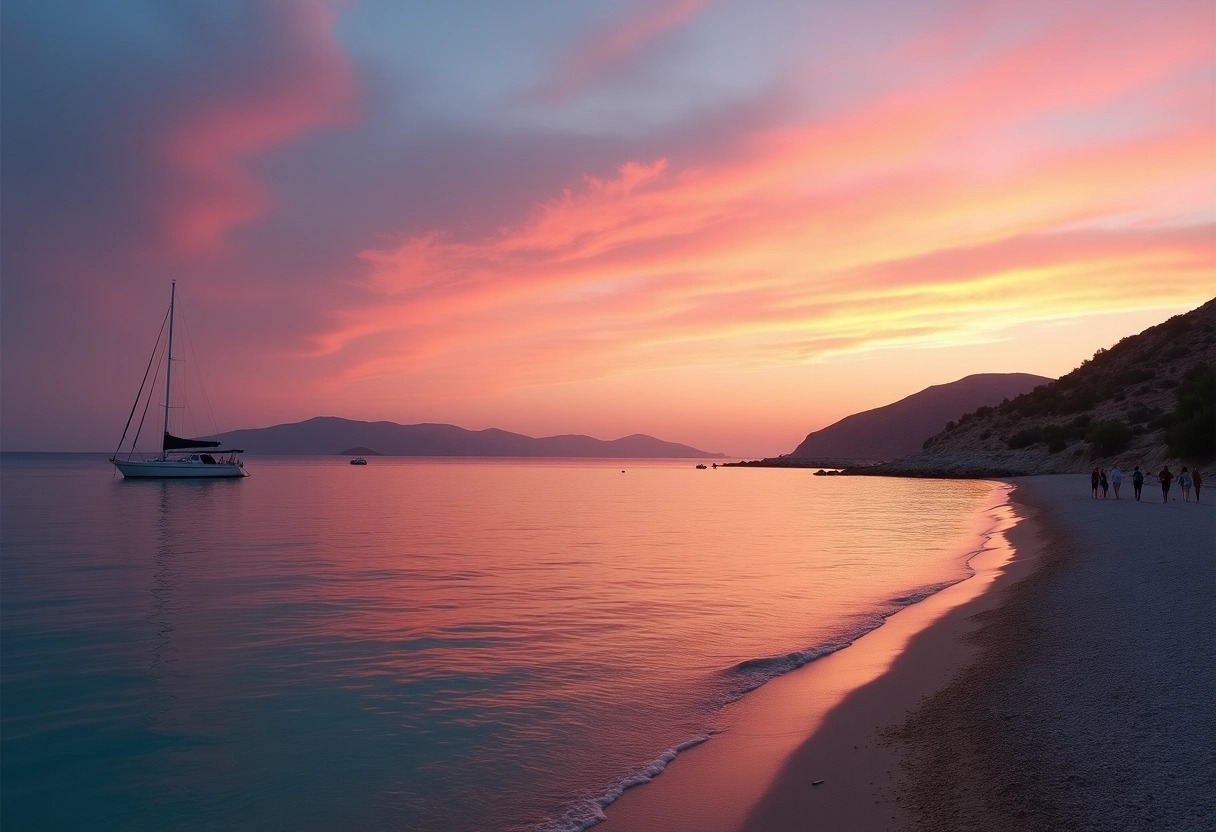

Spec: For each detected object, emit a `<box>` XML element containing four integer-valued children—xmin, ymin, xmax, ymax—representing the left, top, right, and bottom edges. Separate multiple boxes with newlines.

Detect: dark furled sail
<box><xmin>163</xmin><ymin>432</ymin><xmax>222</xmax><ymax>451</ymax></box>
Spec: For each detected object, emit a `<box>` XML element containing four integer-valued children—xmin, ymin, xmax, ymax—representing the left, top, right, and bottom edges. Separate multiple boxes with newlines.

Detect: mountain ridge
<box><xmin>218</xmin><ymin>417</ymin><xmax>726</xmax><ymax>458</ymax></box>
<box><xmin>788</xmin><ymin>373</ymin><xmax>1053</xmax><ymax>462</ymax></box>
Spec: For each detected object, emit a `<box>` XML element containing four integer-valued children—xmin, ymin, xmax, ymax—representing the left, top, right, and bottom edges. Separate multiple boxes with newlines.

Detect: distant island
<box><xmin>218</xmin><ymin>417</ymin><xmax>726</xmax><ymax>459</ymax></box>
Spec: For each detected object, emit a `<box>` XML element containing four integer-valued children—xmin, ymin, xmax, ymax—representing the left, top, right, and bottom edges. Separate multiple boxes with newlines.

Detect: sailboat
<box><xmin>110</xmin><ymin>282</ymin><xmax>248</xmax><ymax>478</ymax></box>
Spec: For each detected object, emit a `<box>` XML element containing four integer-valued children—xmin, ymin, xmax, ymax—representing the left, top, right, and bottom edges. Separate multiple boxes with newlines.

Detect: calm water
<box><xmin>1</xmin><ymin>455</ymin><xmax>1005</xmax><ymax>831</ymax></box>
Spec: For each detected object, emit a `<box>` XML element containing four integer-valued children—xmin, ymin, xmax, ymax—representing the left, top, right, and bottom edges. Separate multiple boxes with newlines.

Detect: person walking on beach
<box><xmin>1132</xmin><ymin>466</ymin><xmax>1144</xmax><ymax>500</ymax></box>
<box><xmin>1178</xmin><ymin>467</ymin><xmax>1193</xmax><ymax>502</ymax></box>
<box><xmin>1158</xmin><ymin>466</ymin><xmax>1174</xmax><ymax>503</ymax></box>
<box><xmin>1091</xmin><ymin>468</ymin><xmax>1100</xmax><ymax>498</ymax></box>
<box><xmin>1193</xmin><ymin>469</ymin><xmax>1203</xmax><ymax>503</ymax></box>
<box><xmin>1110</xmin><ymin>466</ymin><xmax>1123</xmax><ymax>499</ymax></box>
<box><xmin>1099</xmin><ymin>468</ymin><xmax>1109</xmax><ymax>499</ymax></box>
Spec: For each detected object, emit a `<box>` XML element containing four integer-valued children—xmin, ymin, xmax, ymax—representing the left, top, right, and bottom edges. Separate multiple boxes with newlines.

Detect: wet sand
<box><xmin>596</xmin><ymin>475</ymin><xmax>1215</xmax><ymax>831</ymax></box>
<box><xmin>597</xmin><ymin>482</ymin><xmax>1027</xmax><ymax>831</ymax></box>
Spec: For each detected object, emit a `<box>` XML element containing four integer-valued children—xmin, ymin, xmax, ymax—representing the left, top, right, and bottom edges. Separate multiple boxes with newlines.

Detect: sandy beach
<box><xmin>892</xmin><ymin>475</ymin><xmax>1216</xmax><ymax>831</ymax></box>
<box><xmin>597</xmin><ymin>474</ymin><xmax>1215</xmax><ymax>831</ymax></box>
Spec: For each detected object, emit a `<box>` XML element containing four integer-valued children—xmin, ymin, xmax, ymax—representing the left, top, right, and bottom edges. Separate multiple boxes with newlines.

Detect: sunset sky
<box><xmin>2</xmin><ymin>0</ymin><xmax>1213</xmax><ymax>457</ymax></box>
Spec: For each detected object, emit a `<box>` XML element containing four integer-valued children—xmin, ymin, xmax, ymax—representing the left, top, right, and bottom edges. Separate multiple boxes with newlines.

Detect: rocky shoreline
<box><xmin>726</xmin><ymin>432</ymin><xmax>1193</xmax><ymax>479</ymax></box>
<box><xmin>851</xmin><ymin>435</ymin><xmax>1185</xmax><ymax>478</ymax></box>
<box><xmin>722</xmin><ymin>457</ymin><xmax>881</xmax><ymax>470</ymax></box>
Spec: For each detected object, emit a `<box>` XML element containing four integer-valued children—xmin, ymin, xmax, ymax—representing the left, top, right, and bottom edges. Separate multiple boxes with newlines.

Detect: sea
<box><xmin>1</xmin><ymin>454</ymin><xmax>1007</xmax><ymax>832</ymax></box>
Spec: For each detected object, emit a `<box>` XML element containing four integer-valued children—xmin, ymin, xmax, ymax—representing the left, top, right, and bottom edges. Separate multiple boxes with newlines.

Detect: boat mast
<box><xmin>162</xmin><ymin>281</ymin><xmax>176</xmax><ymax>460</ymax></box>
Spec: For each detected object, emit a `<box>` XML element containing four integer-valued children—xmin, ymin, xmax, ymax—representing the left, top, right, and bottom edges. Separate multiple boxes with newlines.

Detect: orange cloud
<box><xmin>319</xmin><ymin>0</ymin><xmax>1212</xmax><ymax>413</ymax></box>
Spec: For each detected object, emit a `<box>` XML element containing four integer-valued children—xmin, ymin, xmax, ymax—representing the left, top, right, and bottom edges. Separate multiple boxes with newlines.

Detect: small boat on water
<box><xmin>696</xmin><ymin>463</ymin><xmax>708</xmax><ymax>469</ymax></box>
<box><xmin>110</xmin><ymin>282</ymin><xmax>247</xmax><ymax>479</ymax></box>
<box><xmin>350</xmin><ymin>458</ymin><xmax>368</xmax><ymax>465</ymax></box>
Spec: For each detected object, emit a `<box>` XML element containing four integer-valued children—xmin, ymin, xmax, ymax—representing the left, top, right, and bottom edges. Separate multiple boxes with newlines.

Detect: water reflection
<box><xmin>68</xmin><ymin>460</ymin><xmax>1005</xmax><ymax>832</ymax></box>
<box><xmin>128</xmin><ymin>479</ymin><xmax>240</xmax><ymax>732</ymax></box>
<box><xmin>148</xmin><ymin>483</ymin><xmax>181</xmax><ymax>688</ymax></box>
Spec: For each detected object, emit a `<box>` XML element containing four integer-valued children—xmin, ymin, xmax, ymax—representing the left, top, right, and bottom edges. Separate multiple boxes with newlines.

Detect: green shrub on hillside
<box><xmin>1060</xmin><ymin>386</ymin><xmax>1100</xmax><ymax>414</ymax></box>
<box><xmin>1086</xmin><ymin>420</ymin><xmax>1133</xmax><ymax>455</ymax></box>
<box><xmin>1125</xmin><ymin>405</ymin><xmax>1155</xmax><ymax>425</ymax></box>
<box><xmin>1115</xmin><ymin>366</ymin><xmax>1155</xmax><ymax>386</ymax></box>
<box><xmin>1149</xmin><ymin>411</ymin><xmax>1174</xmax><ymax>432</ymax></box>
<box><xmin>1042</xmin><ymin>424</ymin><xmax>1076</xmax><ymax>443</ymax></box>
<box><xmin>1007</xmin><ymin>427</ymin><xmax>1042</xmax><ymax>449</ymax></box>
<box><xmin>1008</xmin><ymin>384</ymin><xmax>1060</xmax><ymax>417</ymax></box>
<box><xmin>1165</xmin><ymin>362</ymin><xmax>1216</xmax><ymax>462</ymax></box>
<box><xmin>1005</xmin><ymin>420</ymin><xmax>1088</xmax><ymax>452</ymax></box>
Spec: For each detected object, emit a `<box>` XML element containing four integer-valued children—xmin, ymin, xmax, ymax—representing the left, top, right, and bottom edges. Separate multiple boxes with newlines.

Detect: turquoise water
<box><xmin>1</xmin><ymin>455</ymin><xmax>1004</xmax><ymax>831</ymax></box>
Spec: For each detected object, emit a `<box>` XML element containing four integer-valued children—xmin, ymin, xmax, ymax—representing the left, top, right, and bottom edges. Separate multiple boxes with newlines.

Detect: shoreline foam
<box><xmin>537</xmin><ymin>571</ymin><xmax>989</xmax><ymax>832</ymax></box>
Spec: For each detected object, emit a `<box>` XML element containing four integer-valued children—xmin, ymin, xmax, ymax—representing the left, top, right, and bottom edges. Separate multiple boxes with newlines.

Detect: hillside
<box><xmin>218</xmin><ymin>417</ymin><xmax>725</xmax><ymax>459</ymax></box>
<box><xmin>868</xmin><ymin>299</ymin><xmax>1216</xmax><ymax>476</ymax></box>
<box><xmin>788</xmin><ymin>373</ymin><xmax>1052</xmax><ymax>462</ymax></box>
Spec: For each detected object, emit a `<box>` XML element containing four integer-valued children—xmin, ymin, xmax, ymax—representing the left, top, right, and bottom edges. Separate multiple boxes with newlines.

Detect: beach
<box><xmin>597</xmin><ymin>474</ymin><xmax>1215</xmax><ymax>831</ymax></box>
<box><xmin>893</xmin><ymin>475</ymin><xmax>1216</xmax><ymax>831</ymax></box>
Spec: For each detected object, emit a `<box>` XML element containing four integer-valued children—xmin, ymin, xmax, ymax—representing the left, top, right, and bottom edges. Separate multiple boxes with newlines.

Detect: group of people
<box><xmin>1090</xmin><ymin>465</ymin><xmax>1203</xmax><ymax>503</ymax></box>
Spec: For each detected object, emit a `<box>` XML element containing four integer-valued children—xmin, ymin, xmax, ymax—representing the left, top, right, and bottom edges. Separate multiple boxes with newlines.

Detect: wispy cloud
<box><xmin>322</xmin><ymin>0</ymin><xmax>1212</xmax><ymax>405</ymax></box>
<box><xmin>531</xmin><ymin>0</ymin><xmax>711</xmax><ymax>104</ymax></box>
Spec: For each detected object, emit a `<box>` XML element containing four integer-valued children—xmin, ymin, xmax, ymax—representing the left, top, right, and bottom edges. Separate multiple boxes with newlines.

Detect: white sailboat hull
<box><xmin>112</xmin><ymin>458</ymin><xmax>247</xmax><ymax>478</ymax></box>
<box><xmin>111</xmin><ymin>282</ymin><xmax>249</xmax><ymax>480</ymax></box>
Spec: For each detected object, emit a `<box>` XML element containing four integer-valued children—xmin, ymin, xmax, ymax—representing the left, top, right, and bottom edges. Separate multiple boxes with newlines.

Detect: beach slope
<box><xmin>893</xmin><ymin>475</ymin><xmax>1215</xmax><ymax>830</ymax></box>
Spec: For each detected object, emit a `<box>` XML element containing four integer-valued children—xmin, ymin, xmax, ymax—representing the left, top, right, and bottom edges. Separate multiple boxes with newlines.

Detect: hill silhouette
<box><xmin>218</xmin><ymin>417</ymin><xmax>725</xmax><ymax>458</ymax></box>
<box><xmin>871</xmin><ymin>298</ymin><xmax>1216</xmax><ymax>476</ymax></box>
<box><xmin>788</xmin><ymin>373</ymin><xmax>1052</xmax><ymax>463</ymax></box>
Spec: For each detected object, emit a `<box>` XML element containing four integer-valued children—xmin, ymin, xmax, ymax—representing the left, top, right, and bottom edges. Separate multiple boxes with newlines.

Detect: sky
<box><xmin>2</xmin><ymin>0</ymin><xmax>1214</xmax><ymax>457</ymax></box>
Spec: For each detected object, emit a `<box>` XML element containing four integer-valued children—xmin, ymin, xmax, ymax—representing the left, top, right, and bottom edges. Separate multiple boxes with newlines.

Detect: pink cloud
<box><xmin>156</xmin><ymin>0</ymin><xmax>356</xmax><ymax>252</ymax></box>
<box><xmin>309</xmin><ymin>0</ymin><xmax>1213</xmax><ymax>415</ymax></box>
